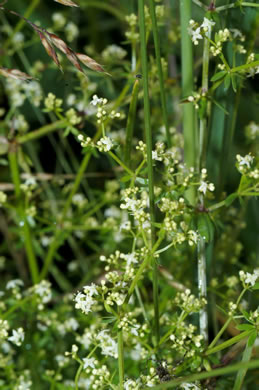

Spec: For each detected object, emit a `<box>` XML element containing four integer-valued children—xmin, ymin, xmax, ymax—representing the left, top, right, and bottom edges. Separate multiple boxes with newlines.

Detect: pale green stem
<box><xmin>108</xmin><ymin>151</ymin><xmax>134</xmax><ymax>176</ymax></box>
<box><xmin>17</xmin><ymin>120</ymin><xmax>66</xmax><ymax>144</ymax></box>
<box><xmin>197</xmin><ymin>24</ymin><xmax>212</xmax><ymax>345</ymax></box>
<box><xmin>118</xmin><ymin>328</ymin><xmax>124</xmax><ymax>389</ymax></box>
<box><xmin>180</xmin><ymin>0</ymin><xmax>196</xmax><ymax>204</ymax></box>
<box><xmin>148</xmin><ymin>0</ymin><xmax>171</xmax><ymax>147</ymax></box>
<box><xmin>138</xmin><ymin>0</ymin><xmax>159</xmax><ymax>344</ymax></box>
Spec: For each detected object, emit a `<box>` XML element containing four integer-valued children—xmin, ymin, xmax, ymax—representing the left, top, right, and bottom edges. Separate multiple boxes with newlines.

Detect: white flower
<box><xmin>90</xmin><ymin>94</ymin><xmax>104</xmax><ymax>106</ymax></box>
<box><xmin>34</xmin><ymin>280</ymin><xmax>52</xmax><ymax>304</ymax></box>
<box><xmin>8</xmin><ymin>327</ymin><xmax>24</xmax><ymax>346</ymax></box>
<box><xmin>124</xmin><ymin>379</ymin><xmax>137</xmax><ymax>390</ymax></box>
<box><xmin>82</xmin><ymin>357</ymin><xmax>96</xmax><ymax>369</ymax></box>
<box><xmin>83</xmin><ymin>283</ymin><xmax>98</xmax><ymax>297</ymax></box>
<box><xmin>152</xmin><ymin>150</ymin><xmax>162</xmax><ymax>161</ymax></box>
<box><xmin>198</xmin><ymin>181</ymin><xmax>215</xmax><ymax>195</ymax></box>
<box><xmin>97</xmin><ymin>136</ymin><xmax>114</xmax><ymax>152</ymax></box>
<box><xmin>74</xmin><ymin>292</ymin><xmax>96</xmax><ymax>314</ymax></box>
<box><xmin>201</xmin><ymin>17</ymin><xmax>215</xmax><ymax>35</ymax></box>
<box><xmin>188</xmin><ymin>26</ymin><xmax>203</xmax><ymax>45</ymax></box>
<box><xmin>123</xmin><ymin>253</ymin><xmax>138</xmax><ymax>266</ymax></box>
<box><xmin>240</xmin><ymin>269</ymin><xmax>259</xmax><ymax>287</ymax></box>
<box><xmin>6</xmin><ymin>279</ymin><xmax>24</xmax><ymax>290</ymax></box>
<box><xmin>96</xmin><ymin>330</ymin><xmax>118</xmax><ymax>358</ymax></box>
<box><xmin>236</xmin><ymin>154</ymin><xmax>254</xmax><ymax>168</ymax></box>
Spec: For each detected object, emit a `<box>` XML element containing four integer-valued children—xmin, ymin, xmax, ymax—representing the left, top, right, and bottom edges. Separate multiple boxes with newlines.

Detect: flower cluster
<box><xmin>74</xmin><ymin>283</ymin><xmax>99</xmax><ymax>314</ymax></box>
<box><xmin>170</xmin><ymin>322</ymin><xmax>204</xmax><ymax>357</ymax></box>
<box><xmin>44</xmin><ymin>92</ymin><xmax>63</xmax><ymax>112</ymax></box>
<box><xmin>188</xmin><ymin>18</ymin><xmax>215</xmax><ymax>45</ymax></box>
<box><xmin>174</xmin><ymin>289</ymin><xmax>207</xmax><ymax>314</ymax></box>
<box><xmin>239</xmin><ymin>269</ymin><xmax>259</xmax><ymax>288</ymax></box>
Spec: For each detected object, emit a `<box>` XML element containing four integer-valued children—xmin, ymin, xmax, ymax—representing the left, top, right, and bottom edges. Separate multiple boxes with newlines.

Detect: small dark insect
<box><xmin>136</xmin><ymin>73</ymin><xmax>142</xmax><ymax>79</ymax></box>
<box><xmin>154</xmin><ymin>360</ymin><xmax>172</xmax><ymax>382</ymax></box>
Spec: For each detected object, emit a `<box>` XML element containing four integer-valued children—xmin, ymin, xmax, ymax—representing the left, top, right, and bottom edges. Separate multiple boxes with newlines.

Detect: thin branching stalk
<box><xmin>148</xmin><ymin>0</ymin><xmax>171</xmax><ymax>147</ymax></box>
<box><xmin>138</xmin><ymin>0</ymin><xmax>159</xmax><ymax>345</ymax></box>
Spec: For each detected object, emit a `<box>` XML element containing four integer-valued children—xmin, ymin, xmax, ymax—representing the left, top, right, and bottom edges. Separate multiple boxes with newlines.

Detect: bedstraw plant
<box><xmin>0</xmin><ymin>0</ymin><xmax>259</xmax><ymax>389</ymax></box>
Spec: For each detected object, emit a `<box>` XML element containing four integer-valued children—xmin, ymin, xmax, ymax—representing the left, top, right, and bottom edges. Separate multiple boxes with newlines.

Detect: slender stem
<box><xmin>17</xmin><ymin>120</ymin><xmax>66</xmax><ymax>144</ymax></box>
<box><xmin>207</xmin><ymin>289</ymin><xmax>247</xmax><ymax>350</ymax></box>
<box><xmin>197</xmin><ymin>21</ymin><xmax>213</xmax><ymax>345</ymax></box>
<box><xmin>197</xmin><ymin>237</ymin><xmax>208</xmax><ymax>344</ymax></box>
<box><xmin>126</xmin><ymin>232</ymin><xmax>165</xmax><ymax>302</ymax></box>
<box><xmin>108</xmin><ymin>151</ymin><xmax>134</xmax><ymax>176</ymax></box>
<box><xmin>138</xmin><ymin>0</ymin><xmax>159</xmax><ymax>345</ymax></box>
<box><xmin>124</xmin><ymin>79</ymin><xmax>140</xmax><ymax>166</ymax></box>
<box><xmin>8</xmin><ymin>147</ymin><xmax>39</xmax><ymax>283</ymax></box>
<box><xmin>118</xmin><ymin>328</ymin><xmax>124</xmax><ymax>389</ymax></box>
<box><xmin>180</xmin><ymin>0</ymin><xmax>196</xmax><ymax>204</ymax></box>
<box><xmin>75</xmin><ymin>365</ymin><xmax>83</xmax><ymax>390</ymax></box>
<box><xmin>148</xmin><ymin>0</ymin><xmax>171</xmax><ymax>147</ymax></box>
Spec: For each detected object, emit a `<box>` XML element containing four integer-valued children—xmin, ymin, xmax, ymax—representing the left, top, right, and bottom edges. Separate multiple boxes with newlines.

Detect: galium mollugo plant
<box><xmin>0</xmin><ymin>0</ymin><xmax>259</xmax><ymax>389</ymax></box>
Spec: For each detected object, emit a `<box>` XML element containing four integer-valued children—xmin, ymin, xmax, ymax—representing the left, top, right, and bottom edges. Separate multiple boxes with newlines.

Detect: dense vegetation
<box><xmin>0</xmin><ymin>1</ymin><xmax>259</xmax><ymax>389</ymax></box>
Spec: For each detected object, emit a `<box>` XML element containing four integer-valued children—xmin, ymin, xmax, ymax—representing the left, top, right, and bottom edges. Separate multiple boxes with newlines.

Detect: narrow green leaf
<box><xmin>205</xmin><ymin>330</ymin><xmax>254</xmax><ymax>355</ymax></box>
<box><xmin>211</xmin><ymin>71</ymin><xmax>227</xmax><ymax>82</ymax></box>
<box><xmin>233</xmin><ymin>331</ymin><xmax>256</xmax><ymax>390</ymax></box>
<box><xmin>224</xmin><ymin>74</ymin><xmax>231</xmax><ymax>91</ymax></box>
<box><xmin>252</xmin><ymin>282</ymin><xmax>259</xmax><ymax>290</ymax></box>
<box><xmin>236</xmin><ymin>324</ymin><xmax>254</xmax><ymax>331</ymax></box>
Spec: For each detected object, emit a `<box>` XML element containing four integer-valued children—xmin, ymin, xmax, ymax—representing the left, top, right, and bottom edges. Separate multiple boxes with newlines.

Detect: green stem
<box><xmin>197</xmin><ymin>21</ymin><xmax>212</xmax><ymax>345</ymax></box>
<box><xmin>197</xmin><ymin>237</ymin><xmax>208</xmax><ymax>344</ymax></box>
<box><xmin>138</xmin><ymin>0</ymin><xmax>159</xmax><ymax>345</ymax></box>
<box><xmin>118</xmin><ymin>328</ymin><xmax>124</xmax><ymax>389</ymax></box>
<box><xmin>124</xmin><ymin>79</ymin><xmax>140</xmax><ymax>166</ymax></box>
<box><xmin>148</xmin><ymin>0</ymin><xmax>171</xmax><ymax>147</ymax></box>
<box><xmin>207</xmin><ymin>288</ymin><xmax>246</xmax><ymax>350</ymax></box>
<box><xmin>8</xmin><ymin>147</ymin><xmax>39</xmax><ymax>283</ymax></box>
<box><xmin>75</xmin><ymin>365</ymin><xmax>83</xmax><ymax>390</ymax></box>
<box><xmin>126</xmin><ymin>231</ymin><xmax>165</xmax><ymax>302</ymax></box>
<box><xmin>17</xmin><ymin>120</ymin><xmax>66</xmax><ymax>144</ymax></box>
<box><xmin>108</xmin><ymin>151</ymin><xmax>134</xmax><ymax>176</ymax></box>
<box><xmin>142</xmin><ymin>359</ymin><xmax>259</xmax><ymax>390</ymax></box>
<box><xmin>180</xmin><ymin>0</ymin><xmax>196</xmax><ymax>203</ymax></box>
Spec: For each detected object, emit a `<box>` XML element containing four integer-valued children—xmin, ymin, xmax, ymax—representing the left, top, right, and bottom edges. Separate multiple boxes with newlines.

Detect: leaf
<box><xmin>197</xmin><ymin>214</ymin><xmax>214</xmax><ymax>242</ymax></box>
<box><xmin>54</xmin><ymin>0</ymin><xmax>79</xmax><ymax>6</ymax></box>
<box><xmin>224</xmin><ymin>74</ymin><xmax>231</xmax><ymax>91</ymax></box>
<box><xmin>211</xmin><ymin>71</ymin><xmax>227</xmax><ymax>82</ymax></box>
<box><xmin>76</xmin><ymin>52</ymin><xmax>110</xmax><ymax>75</ymax></box>
<box><xmin>252</xmin><ymin>282</ymin><xmax>259</xmax><ymax>290</ymax></box>
<box><xmin>236</xmin><ymin>324</ymin><xmax>254</xmax><ymax>331</ymax></box>
<box><xmin>247</xmin><ymin>330</ymin><xmax>257</xmax><ymax>347</ymax></box>
<box><xmin>0</xmin><ymin>67</ymin><xmax>34</xmax><ymax>81</ymax></box>
<box><xmin>231</xmin><ymin>74</ymin><xmax>237</xmax><ymax>92</ymax></box>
